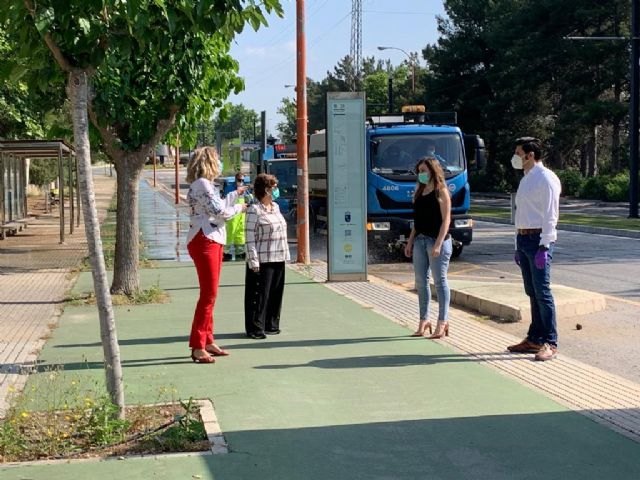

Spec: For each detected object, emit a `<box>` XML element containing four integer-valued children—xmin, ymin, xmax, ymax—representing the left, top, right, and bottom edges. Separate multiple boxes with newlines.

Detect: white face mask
<box><xmin>511</xmin><ymin>154</ymin><xmax>524</xmax><ymax>170</ymax></box>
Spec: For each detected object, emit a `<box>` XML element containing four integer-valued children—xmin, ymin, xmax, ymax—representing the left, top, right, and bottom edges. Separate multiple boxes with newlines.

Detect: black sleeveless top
<box><xmin>413</xmin><ymin>190</ymin><xmax>443</xmax><ymax>238</ymax></box>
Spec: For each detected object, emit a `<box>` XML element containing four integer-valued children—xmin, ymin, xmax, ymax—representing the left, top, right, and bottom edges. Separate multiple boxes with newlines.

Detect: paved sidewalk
<box><xmin>0</xmin><ymin>170</ymin><xmax>116</xmax><ymax>415</ymax></box>
<box><xmin>3</xmin><ymin>261</ymin><xmax>640</xmax><ymax>478</ymax></box>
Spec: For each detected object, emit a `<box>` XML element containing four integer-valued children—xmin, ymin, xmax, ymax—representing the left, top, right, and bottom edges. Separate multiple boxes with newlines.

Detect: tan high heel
<box><xmin>206</xmin><ymin>344</ymin><xmax>230</xmax><ymax>356</ymax></box>
<box><xmin>411</xmin><ymin>320</ymin><xmax>433</xmax><ymax>337</ymax></box>
<box><xmin>426</xmin><ymin>322</ymin><xmax>449</xmax><ymax>339</ymax></box>
<box><xmin>191</xmin><ymin>349</ymin><xmax>215</xmax><ymax>364</ymax></box>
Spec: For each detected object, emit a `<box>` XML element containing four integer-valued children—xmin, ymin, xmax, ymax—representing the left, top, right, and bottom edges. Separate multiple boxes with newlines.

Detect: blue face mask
<box><xmin>270</xmin><ymin>187</ymin><xmax>280</xmax><ymax>200</ymax></box>
<box><xmin>418</xmin><ymin>172</ymin><xmax>430</xmax><ymax>184</ymax></box>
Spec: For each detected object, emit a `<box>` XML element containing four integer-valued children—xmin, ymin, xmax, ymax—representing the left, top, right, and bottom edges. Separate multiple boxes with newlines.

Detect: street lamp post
<box><xmin>378</xmin><ymin>46</ymin><xmax>415</xmax><ymax>94</ymax></box>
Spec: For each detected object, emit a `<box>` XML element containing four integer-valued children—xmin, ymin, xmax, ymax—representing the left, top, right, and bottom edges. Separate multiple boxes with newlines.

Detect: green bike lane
<box><xmin>3</xmin><ymin>260</ymin><xmax>640</xmax><ymax>479</ymax></box>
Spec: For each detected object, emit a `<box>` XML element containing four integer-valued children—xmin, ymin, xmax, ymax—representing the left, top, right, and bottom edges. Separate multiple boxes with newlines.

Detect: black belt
<box><xmin>517</xmin><ymin>228</ymin><xmax>542</xmax><ymax>235</ymax></box>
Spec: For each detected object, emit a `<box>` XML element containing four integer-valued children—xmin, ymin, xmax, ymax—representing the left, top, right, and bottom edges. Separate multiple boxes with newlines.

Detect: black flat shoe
<box><xmin>247</xmin><ymin>332</ymin><xmax>267</xmax><ymax>339</ymax></box>
<box><xmin>265</xmin><ymin>329</ymin><xmax>281</xmax><ymax>335</ymax></box>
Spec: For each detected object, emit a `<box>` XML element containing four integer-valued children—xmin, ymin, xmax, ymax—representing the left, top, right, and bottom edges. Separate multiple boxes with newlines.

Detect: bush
<box><xmin>604</xmin><ymin>172</ymin><xmax>629</xmax><ymax>202</ymax></box>
<box><xmin>556</xmin><ymin>170</ymin><xmax>584</xmax><ymax>197</ymax></box>
<box><xmin>29</xmin><ymin>159</ymin><xmax>59</xmax><ymax>186</ymax></box>
<box><xmin>578</xmin><ymin>175</ymin><xmax>608</xmax><ymax>200</ymax></box>
<box><xmin>469</xmin><ymin>171</ymin><xmax>511</xmax><ymax>193</ymax></box>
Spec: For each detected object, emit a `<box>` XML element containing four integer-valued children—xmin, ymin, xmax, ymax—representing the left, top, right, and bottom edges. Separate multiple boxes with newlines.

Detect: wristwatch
<box><xmin>538</xmin><ymin>245</ymin><xmax>549</xmax><ymax>251</ymax></box>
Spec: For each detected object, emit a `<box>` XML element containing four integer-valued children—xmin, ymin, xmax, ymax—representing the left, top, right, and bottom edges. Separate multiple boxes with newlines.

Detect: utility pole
<box><xmin>259</xmin><ymin>111</ymin><xmax>266</xmax><ymax>175</ymax></box>
<box><xmin>631</xmin><ymin>0</ymin><xmax>639</xmax><ymax>217</ymax></box>
<box><xmin>174</xmin><ymin>134</ymin><xmax>180</xmax><ymax>204</ymax></box>
<box><xmin>296</xmin><ymin>0</ymin><xmax>310</xmax><ymax>263</ymax></box>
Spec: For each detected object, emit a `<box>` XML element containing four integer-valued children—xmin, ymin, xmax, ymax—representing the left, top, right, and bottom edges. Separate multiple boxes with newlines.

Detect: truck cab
<box><xmin>308</xmin><ymin>109</ymin><xmax>484</xmax><ymax>258</ymax></box>
<box><xmin>367</xmin><ymin>122</ymin><xmax>473</xmax><ymax>256</ymax></box>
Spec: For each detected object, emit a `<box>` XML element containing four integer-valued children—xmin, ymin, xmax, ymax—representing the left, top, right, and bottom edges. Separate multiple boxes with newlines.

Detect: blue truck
<box><xmin>307</xmin><ymin>109</ymin><xmax>485</xmax><ymax>258</ymax></box>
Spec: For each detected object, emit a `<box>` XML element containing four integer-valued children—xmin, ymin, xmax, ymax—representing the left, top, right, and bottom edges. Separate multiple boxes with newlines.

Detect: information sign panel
<box><xmin>326</xmin><ymin>92</ymin><xmax>367</xmax><ymax>281</ymax></box>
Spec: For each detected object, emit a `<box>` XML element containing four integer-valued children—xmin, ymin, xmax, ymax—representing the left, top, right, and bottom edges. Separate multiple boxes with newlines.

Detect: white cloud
<box><xmin>244</xmin><ymin>46</ymin><xmax>268</xmax><ymax>56</ymax></box>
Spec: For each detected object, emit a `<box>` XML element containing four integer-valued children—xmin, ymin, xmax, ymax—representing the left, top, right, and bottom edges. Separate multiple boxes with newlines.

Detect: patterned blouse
<box><xmin>245</xmin><ymin>201</ymin><xmax>291</xmax><ymax>269</ymax></box>
<box><xmin>186</xmin><ymin>178</ymin><xmax>243</xmax><ymax>245</ymax></box>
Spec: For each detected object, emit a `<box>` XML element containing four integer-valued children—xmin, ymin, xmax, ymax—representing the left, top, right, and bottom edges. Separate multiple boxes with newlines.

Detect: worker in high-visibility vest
<box><xmin>223</xmin><ymin>173</ymin><xmax>247</xmax><ymax>261</ymax></box>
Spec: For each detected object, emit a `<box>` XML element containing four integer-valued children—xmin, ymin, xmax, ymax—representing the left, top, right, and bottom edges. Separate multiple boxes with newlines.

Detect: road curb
<box><xmin>442</xmin><ymin>281</ymin><xmax>607</xmax><ymax>323</ymax></box>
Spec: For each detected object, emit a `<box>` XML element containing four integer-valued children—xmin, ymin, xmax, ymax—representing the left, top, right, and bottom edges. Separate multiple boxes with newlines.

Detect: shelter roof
<box><xmin>0</xmin><ymin>139</ymin><xmax>75</xmax><ymax>158</ymax></box>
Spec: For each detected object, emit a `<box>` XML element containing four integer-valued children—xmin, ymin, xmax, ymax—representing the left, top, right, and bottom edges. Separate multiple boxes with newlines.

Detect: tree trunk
<box><xmin>68</xmin><ymin>70</ymin><xmax>125</xmax><ymax>419</ymax></box>
<box><xmin>110</xmin><ymin>154</ymin><xmax>144</xmax><ymax>295</ymax></box>
<box><xmin>588</xmin><ymin>126</ymin><xmax>598</xmax><ymax>178</ymax></box>
<box><xmin>612</xmin><ymin>81</ymin><xmax>622</xmax><ymax>172</ymax></box>
<box><xmin>580</xmin><ymin>144</ymin><xmax>588</xmax><ymax>177</ymax></box>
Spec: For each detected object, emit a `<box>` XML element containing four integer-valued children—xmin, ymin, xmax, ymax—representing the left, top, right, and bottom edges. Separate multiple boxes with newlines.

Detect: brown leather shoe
<box><xmin>534</xmin><ymin>344</ymin><xmax>557</xmax><ymax>361</ymax></box>
<box><xmin>507</xmin><ymin>338</ymin><xmax>544</xmax><ymax>353</ymax></box>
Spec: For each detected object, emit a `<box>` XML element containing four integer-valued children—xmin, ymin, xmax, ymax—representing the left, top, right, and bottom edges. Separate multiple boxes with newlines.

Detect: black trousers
<box><xmin>244</xmin><ymin>262</ymin><xmax>285</xmax><ymax>335</ymax></box>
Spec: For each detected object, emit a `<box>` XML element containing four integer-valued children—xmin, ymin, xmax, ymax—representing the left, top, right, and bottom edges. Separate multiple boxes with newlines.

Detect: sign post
<box><xmin>326</xmin><ymin>92</ymin><xmax>367</xmax><ymax>282</ymax></box>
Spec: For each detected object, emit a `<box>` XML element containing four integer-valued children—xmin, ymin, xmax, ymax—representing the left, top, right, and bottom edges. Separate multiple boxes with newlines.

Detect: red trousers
<box><xmin>187</xmin><ymin>230</ymin><xmax>223</xmax><ymax>349</ymax></box>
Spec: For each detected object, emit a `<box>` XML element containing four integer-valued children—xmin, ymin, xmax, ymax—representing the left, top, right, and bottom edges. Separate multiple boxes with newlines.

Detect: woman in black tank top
<box><xmin>404</xmin><ymin>157</ymin><xmax>453</xmax><ymax>339</ymax></box>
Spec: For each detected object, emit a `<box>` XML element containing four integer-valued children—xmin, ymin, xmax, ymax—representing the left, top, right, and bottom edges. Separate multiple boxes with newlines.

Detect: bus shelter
<box><xmin>0</xmin><ymin>140</ymin><xmax>78</xmax><ymax>243</ymax></box>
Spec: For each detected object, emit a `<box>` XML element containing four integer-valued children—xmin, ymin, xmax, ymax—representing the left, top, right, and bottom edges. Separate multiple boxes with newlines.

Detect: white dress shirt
<box><xmin>186</xmin><ymin>178</ymin><xmax>243</xmax><ymax>245</ymax></box>
<box><xmin>515</xmin><ymin>162</ymin><xmax>562</xmax><ymax>248</ymax></box>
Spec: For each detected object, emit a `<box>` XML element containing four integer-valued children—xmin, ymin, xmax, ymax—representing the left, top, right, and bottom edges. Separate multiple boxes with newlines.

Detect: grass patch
<box><xmin>471</xmin><ymin>205</ymin><xmax>640</xmax><ymax>231</ymax></box>
<box><xmin>0</xmin><ymin>370</ymin><xmax>208</xmax><ymax>463</ymax></box>
<box><xmin>65</xmin><ymin>282</ymin><xmax>170</xmax><ymax>307</ymax></box>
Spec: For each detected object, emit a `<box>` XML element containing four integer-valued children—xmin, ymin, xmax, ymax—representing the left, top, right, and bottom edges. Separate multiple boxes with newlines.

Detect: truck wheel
<box><xmin>452</xmin><ymin>244</ymin><xmax>463</xmax><ymax>258</ymax></box>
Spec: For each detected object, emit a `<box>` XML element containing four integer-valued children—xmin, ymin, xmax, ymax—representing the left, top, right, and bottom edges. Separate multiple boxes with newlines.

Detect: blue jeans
<box><xmin>517</xmin><ymin>233</ymin><xmax>557</xmax><ymax>346</ymax></box>
<box><xmin>413</xmin><ymin>234</ymin><xmax>452</xmax><ymax>321</ymax></box>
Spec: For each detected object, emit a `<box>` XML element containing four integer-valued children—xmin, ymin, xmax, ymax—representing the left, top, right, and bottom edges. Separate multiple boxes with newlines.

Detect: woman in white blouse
<box><xmin>244</xmin><ymin>174</ymin><xmax>290</xmax><ymax>339</ymax></box>
<box><xmin>185</xmin><ymin>147</ymin><xmax>247</xmax><ymax>363</ymax></box>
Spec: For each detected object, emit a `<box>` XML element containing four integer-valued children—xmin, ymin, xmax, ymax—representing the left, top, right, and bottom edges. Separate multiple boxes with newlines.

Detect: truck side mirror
<box><xmin>463</xmin><ymin>134</ymin><xmax>487</xmax><ymax>172</ymax></box>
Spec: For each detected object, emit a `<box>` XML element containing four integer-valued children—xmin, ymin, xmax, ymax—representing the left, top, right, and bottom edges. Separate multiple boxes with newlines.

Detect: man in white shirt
<box><xmin>507</xmin><ymin>137</ymin><xmax>562</xmax><ymax>361</ymax></box>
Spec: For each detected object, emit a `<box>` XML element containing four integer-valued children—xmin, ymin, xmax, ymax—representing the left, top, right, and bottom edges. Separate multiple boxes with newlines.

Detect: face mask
<box><xmin>511</xmin><ymin>154</ymin><xmax>524</xmax><ymax>170</ymax></box>
<box><xmin>270</xmin><ymin>187</ymin><xmax>280</xmax><ymax>200</ymax></box>
<box><xmin>418</xmin><ymin>172</ymin><xmax>430</xmax><ymax>184</ymax></box>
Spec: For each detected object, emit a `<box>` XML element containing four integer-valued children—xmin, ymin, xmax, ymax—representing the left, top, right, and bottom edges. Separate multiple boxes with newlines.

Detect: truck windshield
<box><xmin>370</xmin><ymin>133</ymin><xmax>465</xmax><ymax>177</ymax></box>
<box><xmin>267</xmin><ymin>160</ymin><xmax>297</xmax><ymax>197</ymax></box>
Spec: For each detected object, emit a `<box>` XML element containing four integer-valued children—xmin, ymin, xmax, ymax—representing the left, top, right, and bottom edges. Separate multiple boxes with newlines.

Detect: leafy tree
<box><xmin>213</xmin><ymin>103</ymin><xmax>260</xmax><ymax>142</ymax></box>
<box><xmin>84</xmin><ymin>3</ymin><xmax>281</xmax><ymax>295</ymax></box>
<box><xmin>0</xmin><ymin>26</ymin><xmax>65</xmax><ymax>139</ymax></box>
<box><xmin>423</xmin><ymin>0</ymin><xmax>630</xmax><ymax>190</ymax></box>
<box><xmin>1</xmin><ymin>0</ymin><xmax>125</xmax><ymax>416</ymax></box>
<box><xmin>276</xmin><ymin>97</ymin><xmax>296</xmax><ymax>143</ymax></box>
<box><xmin>1</xmin><ymin>0</ymin><xmax>282</xmax><ymax>417</ymax></box>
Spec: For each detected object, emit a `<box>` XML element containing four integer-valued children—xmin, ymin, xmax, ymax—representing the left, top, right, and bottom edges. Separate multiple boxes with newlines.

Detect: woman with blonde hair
<box><xmin>404</xmin><ymin>157</ymin><xmax>452</xmax><ymax>339</ymax></box>
<box><xmin>185</xmin><ymin>147</ymin><xmax>247</xmax><ymax>363</ymax></box>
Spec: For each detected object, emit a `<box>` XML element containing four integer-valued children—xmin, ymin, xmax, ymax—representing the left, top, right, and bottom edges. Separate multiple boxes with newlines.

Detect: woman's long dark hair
<box><xmin>413</xmin><ymin>157</ymin><xmax>447</xmax><ymax>202</ymax></box>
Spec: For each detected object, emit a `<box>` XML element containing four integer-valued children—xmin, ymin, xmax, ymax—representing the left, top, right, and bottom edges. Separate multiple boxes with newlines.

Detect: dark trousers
<box><xmin>517</xmin><ymin>233</ymin><xmax>557</xmax><ymax>346</ymax></box>
<box><xmin>244</xmin><ymin>262</ymin><xmax>285</xmax><ymax>335</ymax></box>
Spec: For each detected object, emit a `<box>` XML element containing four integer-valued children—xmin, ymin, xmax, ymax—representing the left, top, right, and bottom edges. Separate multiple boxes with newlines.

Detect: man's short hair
<box><xmin>515</xmin><ymin>136</ymin><xmax>543</xmax><ymax>160</ymax></box>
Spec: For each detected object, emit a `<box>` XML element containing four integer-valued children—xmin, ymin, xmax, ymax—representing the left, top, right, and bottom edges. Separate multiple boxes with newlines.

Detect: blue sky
<box><xmin>228</xmin><ymin>0</ymin><xmax>446</xmax><ymax>137</ymax></box>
